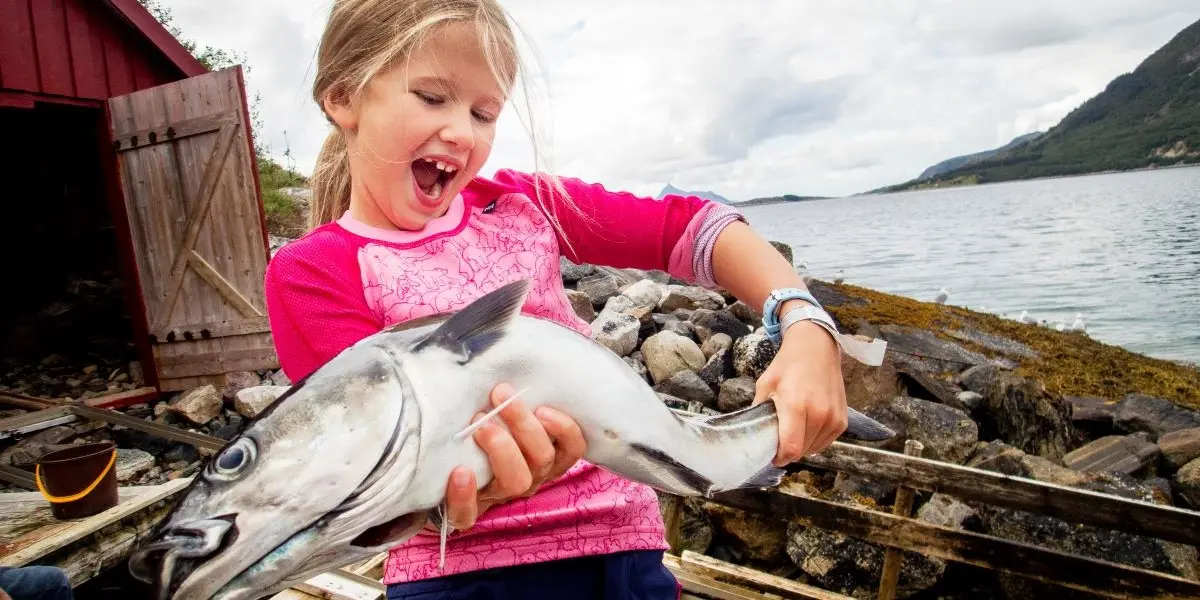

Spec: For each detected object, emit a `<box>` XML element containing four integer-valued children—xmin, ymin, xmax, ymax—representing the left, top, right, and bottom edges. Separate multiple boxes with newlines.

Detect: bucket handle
<box><xmin>34</xmin><ymin>450</ymin><xmax>118</xmax><ymax>504</ymax></box>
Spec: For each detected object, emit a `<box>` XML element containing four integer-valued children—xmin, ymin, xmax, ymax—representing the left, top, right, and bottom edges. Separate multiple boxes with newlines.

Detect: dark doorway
<box><xmin>0</xmin><ymin>102</ymin><xmax>143</xmax><ymax>401</ymax></box>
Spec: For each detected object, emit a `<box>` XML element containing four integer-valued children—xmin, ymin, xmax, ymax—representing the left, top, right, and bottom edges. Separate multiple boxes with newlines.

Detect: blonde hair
<box><xmin>308</xmin><ymin>0</ymin><xmax>580</xmax><ymax>241</ymax></box>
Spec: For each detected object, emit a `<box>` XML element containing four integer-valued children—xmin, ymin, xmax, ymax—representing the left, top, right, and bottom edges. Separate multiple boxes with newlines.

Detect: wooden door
<box><xmin>107</xmin><ymin>66</ymin><xmax>277</xmax><ymax>392</ymax></box>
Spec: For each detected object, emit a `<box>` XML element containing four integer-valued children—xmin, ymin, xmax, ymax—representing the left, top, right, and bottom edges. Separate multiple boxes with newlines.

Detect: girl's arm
<box><xmin>711</xmin><ymin>221</ymin><xmax>848</xmax><ymax>464</ymax></box>
<box><xmin>488</xmin><ymin>169</ymin><xmax>742</xmax><ymax>286</ymax></box>
<box><xmin>264</xmin><ymin>237</ymin><xmax>385</xmax><ymax>382</ymax></box>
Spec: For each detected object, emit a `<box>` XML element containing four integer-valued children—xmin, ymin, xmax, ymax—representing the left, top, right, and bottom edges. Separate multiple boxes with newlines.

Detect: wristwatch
<box><xmin>762</xmin><ymin>288</ymin><xmax>835</xmax><ymax>343</ymax></box>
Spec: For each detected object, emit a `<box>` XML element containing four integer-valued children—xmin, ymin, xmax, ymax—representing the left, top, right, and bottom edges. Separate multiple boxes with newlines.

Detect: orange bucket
<box><xmin>35</xmin><ymin>441</ymin><xmax>119</xmax><ymax>520</ymax></box>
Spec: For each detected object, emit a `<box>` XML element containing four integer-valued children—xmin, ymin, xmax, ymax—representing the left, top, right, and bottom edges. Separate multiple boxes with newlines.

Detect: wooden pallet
<box><xmin>0</xmin><ymin>478</ymin><xmax>191</xmax><ymax>584</ymax></box>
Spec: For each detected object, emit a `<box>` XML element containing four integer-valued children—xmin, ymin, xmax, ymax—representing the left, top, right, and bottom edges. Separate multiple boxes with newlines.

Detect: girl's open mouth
<box><xmin>411</xmin><ymin>157</ymin><xmax>459</xmax><ymax>208</ymax></box>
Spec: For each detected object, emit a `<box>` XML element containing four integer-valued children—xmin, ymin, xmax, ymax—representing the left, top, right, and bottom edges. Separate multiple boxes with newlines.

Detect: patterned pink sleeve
<box><xmin>263</xmin><ymin>227</ymin><xmax>384</xmax><ymax>382</ymax></box>
<box><xmin>486</xmin><ymin>169</ymin><xmax>745</xmax><ymax>287</ymax></box>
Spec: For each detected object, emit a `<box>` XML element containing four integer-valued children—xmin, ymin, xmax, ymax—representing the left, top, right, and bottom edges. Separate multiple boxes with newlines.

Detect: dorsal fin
<box><xmin>411</xmin><ymin>279</ymin><xmax>532</xmax><ymax>363</ymax></box>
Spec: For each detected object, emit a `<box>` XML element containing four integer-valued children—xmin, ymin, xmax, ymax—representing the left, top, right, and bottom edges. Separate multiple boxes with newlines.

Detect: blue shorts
<box><xmin>0</xmin><ymin>566</ymin><xmax>73</xmax><ymax>600</ymax></box>
<box><xmin>385</xmin><ymin>550</ymin><xmax>679</xmax><ymax>600</ymax></box>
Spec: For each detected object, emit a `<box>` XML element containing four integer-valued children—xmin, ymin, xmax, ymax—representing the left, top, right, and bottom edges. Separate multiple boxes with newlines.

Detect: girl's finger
<box><xmin>491</xmin><ymin>385</ymin><xmax>556</xmax><ymax>484</ymax></box>
<box><xmin>445</xmin><ymin>467</ymin><xmax>478</xmax><ymax>529</ymax></box>
<box><xmin>774</xmin><ymin>396</ymin><xmax>808</xmax><ymax>466</ymax></box>
<box><xmin>536</xmin><ymin>406</ymin><xmax>587</xmax><ymax>480</ymax></box>
<box><xmin>813</xmin><ymin>396</ymin><xmax>848</xmax><ymax>454</ymax></box>
<box><xmin>802</xmin><ymin>398</ymin><xmax>830</xmax><ymax>458</ymax></box>
<box><xmin>473</xmin><ymin>419</ymin><xmax>533</xmax><ymax>501</ymax></box>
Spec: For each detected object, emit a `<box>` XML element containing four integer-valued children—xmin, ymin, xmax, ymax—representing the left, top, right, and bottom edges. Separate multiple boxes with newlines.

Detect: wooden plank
<box><xmin>663</xmin><ymin>553</ymin><xmax>774</xmax><ymax>600</ymax></box>
<box><xmin>0</xmin><ymin>465</ymin><xmax>37</xmax><ymax>490</ymax></box>
<box><xmin>0</xmin><ymin>0</ymin><xmax>39</xmax><ymax>91</ymax></box>
<box><xmin>84</xmin><ymin>387</ymin><xmax>158</xmax><ymax>409</ymax></box>
<box><xmin>803</xmin><ymin>441</ymin><xmax>1200</xmax><ymax>547</ymax></box>
<box><xmin>348</xmin><ymin>553</ymin><xmax>388</xmax><ymax>579</ymax></box>
<box><xmin>24</xmin><ymin>488</ymin><xmax>180</xmax><ymax>587</ymax></box>
<box><xmin>150</xmin><ymin>316</ymin><xmax>272</xmax><ymax>343</ymax></box>
<box><xmin>68</xmin><ymin>406</ymin><xmax>226</xmax><ymax>452</ymax></box>
<box><xmin>271</xmin><ymin>555</ymin><xmax>388</xmax><ymax>600</ymax></box>
<box><xmin>111</xmin><ymin>111</ymin><xmax>235</xmax><ymax>149</ymax></box>
<box><xmin>187</xmin><ymin>249</ymin><xmax>264</xmax><ymax>318</ymax></box>
<box><xmin>710</xmin><ymin>488</ymin><xmax>1200</xmax><ymax>600</ymax></box>
<box><xmin>29</xmin><ymin>0</ymin><xmax>73</xmax><ymax>96</ymax></box>
<box><xmin>155</xmin><ymin>346</ymin><xmax>279</xmax><ymax>379</ymax></box>
<box><xmin>0</xmin><ymin>408</ymin><xmax>77</xmax><ymax>440</ymax></box>
<box><xmin>0</xmin><ymin>393</ymin><xmax>65</xmax><ymax>410</ymax></box>
<box><xmin>0</xmin><ymin>478</ymin><xmax>191</xmax><ymax>567</ymax></box>
<box><xmin>154</xmin><ymin>120</ymin><xmax>239</xmax><ymax>330</ymax></box>
<box><xmin>291</xmin><ymin>570</ymin><xmax>385</xmax><ymax>600</ymax></box>
<box><xmin>877</xmin><ymin>441</ymin><xmax>923</xmax><ymax>600</ymax></box>
<box><xmin>679</xmin><ymin>551</ymin><xmax>852</xmax><ymax>600</ymax></box>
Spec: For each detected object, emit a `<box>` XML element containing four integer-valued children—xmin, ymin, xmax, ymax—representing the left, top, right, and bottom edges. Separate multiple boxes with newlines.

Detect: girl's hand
<box><xmin>752</xmin><ymin>311</ymin><xmax>849</xmax><ymax>466</ymax></box>
<box><xmin>441</xmin><ymin>383</ymin><xmax>587</xmax><ymax>530</ymax></box>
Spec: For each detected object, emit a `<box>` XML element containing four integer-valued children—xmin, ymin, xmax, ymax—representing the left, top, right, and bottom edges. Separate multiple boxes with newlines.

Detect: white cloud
<box><xmin>159</xmin><ymin>0</ymin><xmax>1200</xmax><ymax>199</ymax></box>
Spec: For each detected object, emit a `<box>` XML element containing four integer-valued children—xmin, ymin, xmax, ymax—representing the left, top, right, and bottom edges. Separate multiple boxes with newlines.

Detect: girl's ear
<box><xmin>323</xmin><ymin>86</ymin><xmax>359</xmax><ymax>131</ymax></box>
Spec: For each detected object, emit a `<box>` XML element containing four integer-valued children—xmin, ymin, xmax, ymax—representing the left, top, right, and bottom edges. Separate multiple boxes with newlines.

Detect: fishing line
<box><xmin>452</xmin><ymin>386</ymin><xmax>532</xmax><ymax>441</ymax></box>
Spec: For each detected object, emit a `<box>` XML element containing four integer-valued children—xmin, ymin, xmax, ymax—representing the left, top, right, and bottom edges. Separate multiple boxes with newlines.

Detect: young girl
<box><xmin>264</xmin><ymin>0</ymin><xmax>851</xmax><ymax>597</ymax></box>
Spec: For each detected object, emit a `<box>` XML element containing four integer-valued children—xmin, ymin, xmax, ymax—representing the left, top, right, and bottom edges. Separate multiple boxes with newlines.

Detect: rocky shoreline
<box><xmin>2</xmin><ymin>241</ymin><xmax>1198</xmax><ymax>599</ymax></box>
<box><xmin>558</xmin><ymin>247</ymin><xmax>1200</xmax><ymax>599</ymax></box>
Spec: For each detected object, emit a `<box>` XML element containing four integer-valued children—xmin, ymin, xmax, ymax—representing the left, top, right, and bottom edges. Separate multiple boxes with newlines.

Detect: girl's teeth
<box><xmin>436</xmin><ymin>161</ymin><xmax>446</xmax><ymax>171</ymax></box>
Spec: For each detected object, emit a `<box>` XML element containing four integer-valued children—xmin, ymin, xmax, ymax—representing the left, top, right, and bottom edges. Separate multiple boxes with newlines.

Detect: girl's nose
<box><xmin>438</xmin><ymin>111</ymin><xmax>475</xmax><ymax>150</ymax></box>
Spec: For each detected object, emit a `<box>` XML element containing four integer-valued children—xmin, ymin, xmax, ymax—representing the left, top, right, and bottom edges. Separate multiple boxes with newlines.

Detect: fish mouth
<box><xmin>130</xmin><ymin>515</ymin><xmax>238</xmax><ymax>600</ymax></box>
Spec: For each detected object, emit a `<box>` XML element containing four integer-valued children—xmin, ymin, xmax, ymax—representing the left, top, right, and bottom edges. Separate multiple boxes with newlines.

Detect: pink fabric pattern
<box><xmin>261</xmin><ymin>170</ymin><xmax>746</xmax><ymax>585</ymax></box>
<box><xmin>355</xmin><ymin>194</ymin><xmax>589</xmax><ymax>336</ymax></box>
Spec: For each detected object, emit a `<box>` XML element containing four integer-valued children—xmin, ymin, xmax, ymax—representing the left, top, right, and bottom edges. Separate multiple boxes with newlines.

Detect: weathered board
<box><xmin>801</xmin><ymin>441</ymin><xmax>1200</xmax><ymax>548</ymax></box>
<box><xmin>712</xmin><ymin>487</ymin><xmax>1200</xmax><ymax>600</ymax></box>
<box><xmin>0</xmin><ymin>478</ymin><xmax>191</xmax><ymax>585</ymax></box>
<box><xmin>106</xmin><ymin>66</ymin><xmax>276</xmax><ymax>392</ymax></box>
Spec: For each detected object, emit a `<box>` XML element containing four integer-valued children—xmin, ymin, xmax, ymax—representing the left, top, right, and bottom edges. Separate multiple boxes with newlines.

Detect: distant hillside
<box><xmin>918</xmin><ymin>132</ymin><xmax>1044</xmax><ymax>179</ymax></box>
<box><xmin>737</xmin><ymin>194</ymin><xmax>830</xmax><ymax>207</ymax></box>
<box><xmin>875</xmin><ymin>17</ymin><xmax>1200</xmax><ymax>193</ymax></box>
<box><xmin>658</xmin><ymin>183</ymin><xmax>732</xmax><ymax>204</ymax></box>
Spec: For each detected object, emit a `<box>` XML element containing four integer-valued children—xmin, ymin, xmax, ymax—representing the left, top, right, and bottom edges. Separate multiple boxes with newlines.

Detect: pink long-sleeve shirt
<box><xmin>263</xmin><ymin>168</ymin><xmax>744</xmax><ymax>584</ymax></box>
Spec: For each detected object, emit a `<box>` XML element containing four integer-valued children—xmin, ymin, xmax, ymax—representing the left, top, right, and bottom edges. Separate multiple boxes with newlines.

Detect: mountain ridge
<box><xmin>872</xmin><ymin>17</ymin><xmax>1200</xmax><ymax>193</ymax></box>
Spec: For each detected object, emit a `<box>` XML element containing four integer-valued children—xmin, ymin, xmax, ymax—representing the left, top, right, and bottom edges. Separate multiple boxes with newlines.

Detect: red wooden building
<box><xmin>0</xmin><ymin>0</ymin><xmax>277</xmax><ymax>407</ymax></box>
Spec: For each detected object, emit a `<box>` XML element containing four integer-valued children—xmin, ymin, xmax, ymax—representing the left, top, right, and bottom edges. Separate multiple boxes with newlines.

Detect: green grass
<box><xmin>257</xmin><ymin>156</ymin><xmax>309</xmax><ymax>238</ymax></box>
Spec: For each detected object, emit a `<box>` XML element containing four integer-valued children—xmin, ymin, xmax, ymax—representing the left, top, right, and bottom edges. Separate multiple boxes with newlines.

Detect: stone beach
<box><xmin>2</xmin><ymin>241</ymin><xmax>1199</xmax><ymax>599</ymax></box>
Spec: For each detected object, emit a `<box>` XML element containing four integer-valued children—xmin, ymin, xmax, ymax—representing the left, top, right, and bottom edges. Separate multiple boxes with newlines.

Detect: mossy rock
<box><xmin>768</xmin><ymin>240</ymin><xmax>793</xmax><ymax>266</ymax></box>
<box><xmin>819</xmin><ymin>282</ymin><xmax>1200</xmax><ymax>410</ymax></box>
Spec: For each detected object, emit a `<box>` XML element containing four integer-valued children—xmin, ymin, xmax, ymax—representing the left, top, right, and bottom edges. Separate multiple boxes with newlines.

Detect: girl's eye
<box><xmin>415</xmin><ymin>91</ymin><xmax>444</xmax><ymax>105</ymax></box>
<box><xmin>472</xmin><ymin>110</ymin><xmax>497</xmax><ymax>124</ymax></box>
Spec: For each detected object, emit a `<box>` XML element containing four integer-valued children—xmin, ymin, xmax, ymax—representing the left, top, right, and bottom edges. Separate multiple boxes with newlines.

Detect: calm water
<box><xmin>739</xmin><ymin>166</ymin><xmax>1200</xmax><ymax>364</ymax></box>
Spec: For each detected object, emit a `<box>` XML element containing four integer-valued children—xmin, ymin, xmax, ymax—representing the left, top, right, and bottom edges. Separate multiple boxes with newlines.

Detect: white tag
<box><xmin>780</xmin><ymin>305</ymin><xmax>888</xmax><ymax>366</ymax></box>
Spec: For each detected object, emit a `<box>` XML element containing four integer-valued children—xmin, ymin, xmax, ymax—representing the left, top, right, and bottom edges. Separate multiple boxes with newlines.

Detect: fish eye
<box><xmin>208</xmin><ymin>437</ymin><xmax>256</xmax><ymax>481</ymax></box>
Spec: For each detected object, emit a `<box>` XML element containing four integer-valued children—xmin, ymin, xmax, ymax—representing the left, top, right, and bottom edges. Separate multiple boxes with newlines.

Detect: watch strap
<box><xmin>762</xmin><ymin>288</ymin><xmax>822</xmax><ymax>342</ymax></box>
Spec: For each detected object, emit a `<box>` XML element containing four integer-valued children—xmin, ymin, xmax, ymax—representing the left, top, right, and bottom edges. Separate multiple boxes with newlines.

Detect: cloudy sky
<box><xmin>159</xmin><ymin>1</ymin><xmax>1199</xmax><ymax>200</ymax></box>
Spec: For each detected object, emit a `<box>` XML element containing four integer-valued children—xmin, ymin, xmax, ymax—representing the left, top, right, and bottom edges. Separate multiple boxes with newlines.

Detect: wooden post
<box><xmin>662</xmin><ymin>400</ymin><xmax>704</xmax><ymax>555</ymax></box>
<box><xmin>877</xmin><ymin>439</ymin><xmax>924</xmax><ymax>600</ymax></box>
<box><xmin>661</xmin><ymin>493</ymin><xmax>685</xmax><ymax>555</ymax></box>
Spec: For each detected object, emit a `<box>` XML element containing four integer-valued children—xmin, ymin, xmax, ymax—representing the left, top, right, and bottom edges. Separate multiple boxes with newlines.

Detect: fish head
<box><xmin>129</xmin><ymin>345</ymin><xmax>419</xmax><ymax>600</ymax></box>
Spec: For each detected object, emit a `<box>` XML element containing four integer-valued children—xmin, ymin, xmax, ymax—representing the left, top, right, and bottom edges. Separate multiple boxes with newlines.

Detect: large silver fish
<box><xmin>129</xmin><ymin>279</ymin><xmax>893</xmax><ymax>600</ymax></box>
